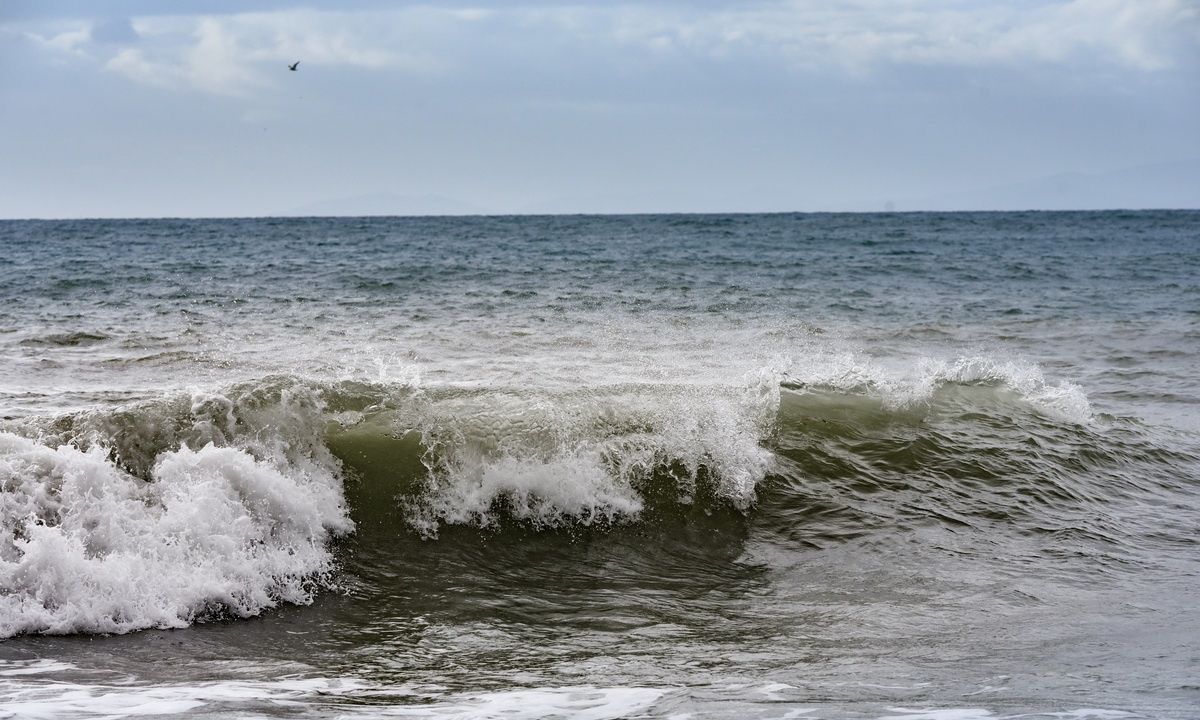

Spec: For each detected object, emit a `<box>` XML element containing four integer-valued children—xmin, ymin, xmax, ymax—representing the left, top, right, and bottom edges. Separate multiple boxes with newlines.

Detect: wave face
<box><xmin>1</xmin><ymin>352</ymin><xmax>1190</xmax><ymax>639</ymax></box>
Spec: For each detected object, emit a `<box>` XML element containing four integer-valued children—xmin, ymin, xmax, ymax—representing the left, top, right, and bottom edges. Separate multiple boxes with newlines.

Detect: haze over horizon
<box><xmin>2</xmin><ymin>0</ymin><xmax>1198</xmax><ymax>218</ymax></box>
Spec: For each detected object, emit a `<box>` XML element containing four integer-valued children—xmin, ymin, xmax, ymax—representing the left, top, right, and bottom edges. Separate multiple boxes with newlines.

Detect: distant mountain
<box><xmin>902</xmin><ymin>159</ymin><xmax>1200</xmax><ymax>211</ymax></box>
<box><xmin>284</xmin><ymin>193</ymin><xmax>487</xmax><ymax>217</ymax></box>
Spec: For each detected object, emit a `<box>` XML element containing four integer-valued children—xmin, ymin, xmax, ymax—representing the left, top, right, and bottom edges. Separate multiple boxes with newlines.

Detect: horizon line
<box><xmin>3</xmin><ymin>206</ymin><xmax>1199</xmax><ymax>222</ymax></box>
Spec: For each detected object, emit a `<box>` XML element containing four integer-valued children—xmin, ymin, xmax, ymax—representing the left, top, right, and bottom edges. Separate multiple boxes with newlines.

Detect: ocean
<box><xmin>0</xmin><ymin>211</ymin><xmax>1197</xmax><ymax>719</ymax></box>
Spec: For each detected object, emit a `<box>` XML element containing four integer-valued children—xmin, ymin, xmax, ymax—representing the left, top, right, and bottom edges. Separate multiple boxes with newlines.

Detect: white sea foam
<box><xmin>0</xmin><ymin>676</ymin><xmax>378</xmax><ymax>720</ymax></box>
<box><xmin>411</xmin><ymin>449</ymin><xmax>646</xmax><ymax>532</ymax></box>
<box><xmin>927</xmin><ymin>356</ymin><xmax>1092</xmax><ymax>422</ymax></box>
<box><xmin>0</xmin><ymin>678</ymin><xmax>661</xmax><ymax>720</ymax></box>
<box><xmin>0</xmin><ymin>661</ymin><xmax>76</xmax><ymax>678</ymax></box>
<box><xmin>877</xmin><ymin>710</ymin><xmax>995</xmax><ymax>720</ymax></box>
<box><xmin>406</xmin><ymin>368</ymin><xmax>781</xmax><ymax>535</ymax></box>
<box><xmin>371</xmin><ymin>686</ymin><xmax>664</xmax><ymax>719</ymax></box>
<box><xmin>875</xmin><ymin>710</ymin><xmax>1133</xmax><ymax>720</ymax></box>
<box><xmin>0</xmin><ymin>430</ymin><xmax>352</xmax><ymax>638</ymax></box>
<box><xmin>785</xmin><ymin>351</ymin><xmax>1093</xmax><ymax>423</ymax></box>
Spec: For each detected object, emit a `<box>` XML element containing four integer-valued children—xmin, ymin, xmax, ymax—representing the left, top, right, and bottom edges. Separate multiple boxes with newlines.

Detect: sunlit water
<box><xmin>1</xmin><ymin>212</ymin><xmax>1198</xmax><ymax>719</ymax></box>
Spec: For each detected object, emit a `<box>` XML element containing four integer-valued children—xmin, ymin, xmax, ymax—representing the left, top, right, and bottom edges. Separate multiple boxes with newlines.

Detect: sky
<box><xmin>1</xmin><ymin>0</ymin><xmax>1198</xmax><ymax>217</ymax></box>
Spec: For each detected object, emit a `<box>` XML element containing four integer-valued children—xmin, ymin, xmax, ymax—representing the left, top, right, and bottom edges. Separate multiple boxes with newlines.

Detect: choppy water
<box><xmin>1</xmin><ymin>212</ymin><xmax>1198</xmax><ymax>719</ymax></box>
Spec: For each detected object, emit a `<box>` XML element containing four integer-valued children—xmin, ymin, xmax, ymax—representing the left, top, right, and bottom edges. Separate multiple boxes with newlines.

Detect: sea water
<box><xmin>1</xmin><ymin>212</ymin><xmax>1198</xmax><ymax>718</ymax></box>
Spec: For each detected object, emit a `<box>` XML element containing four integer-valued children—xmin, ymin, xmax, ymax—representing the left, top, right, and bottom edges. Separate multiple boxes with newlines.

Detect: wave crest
<box><xmin>395</xmin><ymin>374</ymin><xmax>781</xmax><ymax>535</ymax></box>
<box><xmin>785</xmin><ymin>353</ymin><xmax>1092</xmax><ymax>423</ymax></box>
<box><xmin>0</xmin><ymin>351</ymin><xmax>1114</xmax><ymax>636</ymax></box>
<box><xmin>0</xmin><ymin>419</ymin><xmax>351</xmax><ymax>638</ymax></box>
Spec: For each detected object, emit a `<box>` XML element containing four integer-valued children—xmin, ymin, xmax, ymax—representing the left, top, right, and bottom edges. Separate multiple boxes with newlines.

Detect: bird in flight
<box><xmin>288</xmin><ymin>61</ymin><xmax>300</xmax><ymax>71</ymax></box>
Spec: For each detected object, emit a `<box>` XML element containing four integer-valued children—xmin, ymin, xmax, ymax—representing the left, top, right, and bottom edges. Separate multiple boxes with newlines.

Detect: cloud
<box><xmin>105</xmin><ymin>47</ymin><xmax>177</xmax><ymax>89</ymax></box>
<box><xmin>25</xmin><ymin>26</ymin><xmax>91</xmax><ymax>57</ymax></box>
<box><xmin>183</xmin><ymin>18</ymin><xmax>263</xmax><ymax>95</ymax></box>
<box><xmin>16</xmin><ymin>1</ymin><xmax>1200</xmax><ymax>96</ymax></box>
<box><xmin>101</xmin><ymin>20</ymin><xmax>254</xmax><ymax>96</ymax></box>
<box><xmin>552</xmin><ymin>0</ymin><xmax>1200</xmax><ymax>73</ymax></box>
<box><xmin>97</xmin><ymin>8</ymin><xmax>448</xmax><ymax>95</ymax></box>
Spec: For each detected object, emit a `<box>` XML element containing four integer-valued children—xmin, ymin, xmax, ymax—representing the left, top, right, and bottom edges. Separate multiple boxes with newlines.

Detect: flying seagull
<box><xmin>288</xmin><ymin>61</ymin><xmax>299</xmax><ymax>71</ymax></box>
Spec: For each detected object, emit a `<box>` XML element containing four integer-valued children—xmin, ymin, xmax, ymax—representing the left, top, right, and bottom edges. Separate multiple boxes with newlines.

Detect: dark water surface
<box><xmin>1</xmin><ymin>212</ymin><xmax>1198</xmax><ymax>719</ymax></box>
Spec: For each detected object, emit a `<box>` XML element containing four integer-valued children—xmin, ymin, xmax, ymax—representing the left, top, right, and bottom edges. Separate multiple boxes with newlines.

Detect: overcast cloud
<box><xmin>2</xmin><ymin>0</ymin><xmax>1197</xmax><ymax>216</ymax></box>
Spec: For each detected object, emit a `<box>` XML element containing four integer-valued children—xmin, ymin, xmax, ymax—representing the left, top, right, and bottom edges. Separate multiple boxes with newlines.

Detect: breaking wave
<box><xmin>1</xmin><ymin>354</ymin><xmax>1174</xmax><ymax>639</ymax></box>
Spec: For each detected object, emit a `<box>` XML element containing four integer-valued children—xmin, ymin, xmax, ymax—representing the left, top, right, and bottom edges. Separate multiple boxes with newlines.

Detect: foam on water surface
<box><xmin>0</xmin><ymin>664</ymin><xmax>1148</xmax><ymax>720</ymax></box>
<box><xmin>0</xmin><ymin>675</ymin><xmax>378</xmax><ymax>719</ymax></box>
<box><xmin>0</xmin><ymin>432</ymin><xmax>351</xmax><ymax>637</ymax></box>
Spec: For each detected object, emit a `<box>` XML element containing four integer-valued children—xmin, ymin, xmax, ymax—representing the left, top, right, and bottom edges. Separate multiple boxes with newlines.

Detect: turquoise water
<box><xmin>1</xmin><ymin>212</ymin><xmax>1198</xmax><ymax>718</ymax></box>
